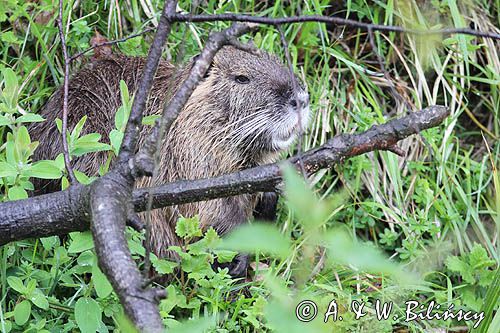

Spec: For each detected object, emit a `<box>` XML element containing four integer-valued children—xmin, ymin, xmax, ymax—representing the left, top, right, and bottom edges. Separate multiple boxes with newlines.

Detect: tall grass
<box><xmin>0</xmin><ymin>0</ymin><xmax>498</xmax><ymax>331</ymax></box>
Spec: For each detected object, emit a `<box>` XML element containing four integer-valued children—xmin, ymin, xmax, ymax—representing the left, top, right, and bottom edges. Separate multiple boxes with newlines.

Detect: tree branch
<box><xmin>0</xmin><ymin>105</ymin><xmax>449</xmax><ymax>245</ymax></box>
<box><xmin>85</xmin><ymin>1</ymin><xmax>178</xmax><ymax>331</ymax></box>
<box><xmin>56</xmin><ymin>0</ymin><xmax>76</xmax><ymax>184</ymax></box>
<box><xmin>169</xmin><ymin>13</ymin><xmax>500</xmax><ymax>40</ymax></box>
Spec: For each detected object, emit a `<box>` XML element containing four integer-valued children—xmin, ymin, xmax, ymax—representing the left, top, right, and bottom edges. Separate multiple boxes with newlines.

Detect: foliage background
<box><xmin>0</xmin><ymin>0</ymin><xmax>499</xmax><ymax>332</ymax></box>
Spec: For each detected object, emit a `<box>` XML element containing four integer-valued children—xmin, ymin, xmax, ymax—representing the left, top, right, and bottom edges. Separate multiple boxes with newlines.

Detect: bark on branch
<box><xmin>0</xmin><ymin>105</ymin><xmax>449</xmax><ymax>245</ymax></box>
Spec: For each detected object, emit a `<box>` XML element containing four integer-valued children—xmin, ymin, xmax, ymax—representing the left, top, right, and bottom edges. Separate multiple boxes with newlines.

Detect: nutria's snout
<box><xmin>270</xmin><ymin>86</ymin><xmax>310</xmax><ymax>151</ymax></box>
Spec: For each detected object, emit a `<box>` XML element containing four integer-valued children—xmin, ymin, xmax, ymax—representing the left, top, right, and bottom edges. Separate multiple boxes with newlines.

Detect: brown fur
<box><xmin>30</xmin><ymin>46</ymin><xmax>309</xmax><ymax>259</ymax></box>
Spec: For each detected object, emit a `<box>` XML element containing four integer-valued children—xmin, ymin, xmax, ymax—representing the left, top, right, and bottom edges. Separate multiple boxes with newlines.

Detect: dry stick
<box><xmin>0</xmin><ymin>105</ymin><xmax>450</xmax><ymax>247</ymax></box>
<box><xmin>56</xmin><ymin>0</ymin><xmax>76</xmax><ymax>184</ymax></box>
<box><xmin>133</xmin><ymin>105</ymin><xmax>449</xmax><ymax>209</ymax></box>
<box><xmin>169</xmin><ymin>13</ymin><xmax>500</xmax><ymax>40</ymax></box>
<box><xmin>69</xmin><ymin>28</ymin><xmax>155</xmax><ymax>63</ymax></box>
<box><xmin>89</xmin><ymin>1</ymin><xmax>178</xmax><ymax>331</ymax></box>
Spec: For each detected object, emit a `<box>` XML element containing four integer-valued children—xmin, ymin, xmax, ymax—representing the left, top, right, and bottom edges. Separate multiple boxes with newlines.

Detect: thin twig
<box><xmin>69</xmin><ymin>28</ymin><xmax>155</xmax><ymax>63</ymax></box>
<box><xmin>57</xmin><ymin>0</ymin><xmax>76</xmax><ymax>184</ymax></box>
<box><xmin>169</xmin><ymin>13</ymin><xmax>500</xmax><ymax>40</ymax></box>
<box><xmin>71</xmin><ymin>12</ymin><xmax>500</xmax><ymax>69</ymax></box>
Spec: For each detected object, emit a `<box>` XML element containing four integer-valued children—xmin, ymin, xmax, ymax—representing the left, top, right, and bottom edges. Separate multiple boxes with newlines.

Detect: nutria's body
<box><xmin>30</xmin><ymin>46</ymin><xmax>309</xmax><ymax>274</ymax></box>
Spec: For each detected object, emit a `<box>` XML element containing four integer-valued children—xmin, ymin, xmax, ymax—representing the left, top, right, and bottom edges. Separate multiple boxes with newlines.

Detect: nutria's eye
<box><xmin>235</xmin><ymin>75</ymin><xmax>250</xmax><ymax>84</ymax></box>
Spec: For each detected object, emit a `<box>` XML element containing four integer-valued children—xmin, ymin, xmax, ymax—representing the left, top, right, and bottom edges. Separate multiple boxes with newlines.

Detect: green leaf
<box><xmin>29</xmin><ymin>289</ymin><xmax>49</xmax><ymax>310</ymax></box>
<box><xmin>25</xmin><ymin>160</ymin><xmax>62</xmax><ymax>179</ymax></box>
<box><xmin>92</xmin><ymin>262</ymin><xmax>113</xmax><ymax>299</ymax></box>
<box><xmin>70</xmin><ymin>116</ymin><xmax>87</xmax><ymax>141</ymax></box>
<box><xmin>15</xmin><ymin>113</ymin><xmax>45</xmax><ymax>123</ymax></box>
<box><xmin>175</xmin><ymin>216</ymin><xmax>202</xmax><ymax>239</ymax></box>
<box><xmin>7</xmin><ymin>186</ymin><xmax>28</xmax><ymax>200</ymax></box>
<box><xmin>14</xmin><ymin>300</ymin><xmax>31</xmax><ymax>326</ymax></box>
<box><xmin>16</xmin><ymin>126</ymin><xmax>31</xmax><ymax>147</ymax></box>
<box><xmin>1</xmin><ymin>31</ymin><xmax>20</xmax><ymax>44</ymax></box>
<box><xmin>324</xmin><ymin>229</ymin><xmax>411</xmax><ymax>283</ymax></box>
<box><xmin>7</xmin><ymin>276</ymin><xmax>26</xmax><ymax>294</ymax></box>
<box><xmin>142</xmin><ymin>115</ymin><xmax>160</xmax><ymax>126</ymax></box>
<box><xmin>150</xmin><ymin>254</ymin><xmax>178</xmax><ymax>275</ymax></box>
<box><xmin>40</xmin><ymin>236</ymin><xmax>59</xmax><ymax>250</ymax></box>
<box><xmin>0</xmin><ymin>161</ymin><xmax>17</xmax><ymax>177</ymax></box>
<box><xmin>221</xmin><ymin>223</ymin><xmax>291</xmax><ymax>258</ymax></box>
<box><xmin>74</xmin><ymin>170</ymin><xmax>95</xmax><ymax>185</ymax></box>
<box><xmin>109</xmin><ymin>129</ymin><xmax>123</xmax><ymax>155</ymax></box>
<box><xmin>68</xmin><ymin>232</ymin><xmax>94</xmax><ymax>253</ymax></box>
<box><xmin>1</xmin><ymin>67</ymin><xmax>19</xmax><ymax>108</ymax></box>
<box><xmin>213</xmin><ymin>250</ymin><xmax>237</xmax><ymax>263</ymax></box>
<box><xmin>0</xmin><ymin>114</ymin><xmax>13</xmax><ymax>126</ymax></box>
<box><xmin>74</xmin><ymin>297</ymin><xmax>102</xmax><ymax>333</ymax></box>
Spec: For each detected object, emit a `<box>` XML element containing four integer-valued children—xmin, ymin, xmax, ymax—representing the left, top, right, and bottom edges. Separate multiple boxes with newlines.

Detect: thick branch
<box><xmin>0</xmin><ymin>105</ymin><xmax>449</xmax><ymax>245</ymax></box>
<box><xmin>87</xmin><ymin>1</ymin><xmax>177</xmax><ymax>332</ymax></box>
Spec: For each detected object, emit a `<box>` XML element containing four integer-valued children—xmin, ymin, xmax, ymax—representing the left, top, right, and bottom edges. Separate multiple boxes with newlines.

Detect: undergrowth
<box><xmin>0</xmin><ymin>0</ymin><xmax>499</xmax><ymax>332</ymax></box>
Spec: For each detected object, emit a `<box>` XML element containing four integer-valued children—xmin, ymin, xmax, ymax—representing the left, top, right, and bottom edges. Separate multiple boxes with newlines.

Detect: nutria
<box><xmin>30</xmin><ymin>45</ymin><xmax>310</xmax><ymax>276</ymax></box>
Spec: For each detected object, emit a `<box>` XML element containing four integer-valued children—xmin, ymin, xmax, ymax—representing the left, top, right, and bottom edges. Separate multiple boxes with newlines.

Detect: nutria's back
<box><xmin>31</xmin><ymin>46</ymin><xmax>310</xmax><ymax>268</ymax></box>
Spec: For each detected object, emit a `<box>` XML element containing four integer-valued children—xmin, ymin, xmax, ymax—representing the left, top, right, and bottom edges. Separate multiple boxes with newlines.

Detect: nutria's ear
<box><xmin>191</xmin><ymin>54</ymin><xmax>214</xmax><ymax>79</ymax></box>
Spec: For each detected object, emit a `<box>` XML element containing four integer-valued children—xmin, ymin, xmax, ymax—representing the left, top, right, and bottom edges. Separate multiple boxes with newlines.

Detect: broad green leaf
<box><xmin>14</xmin><ymin>300</ymin><xmax>31</xmax><ymax>326</ymax></box>
<box><xmin>40</xmin><ymin>236</ymin><xmax>59</xmax><ymax>250</ymax></box>
<box><xmin>150</xmin><ymin>254</ymin><xmax>178</xmax><ymax>275</ymax></box>
<box><xmin>7</xmin><ymin>276</ymin><xmax>26</xmax><ymax>294</ymax></box>
<box><xmin>175</xmin><ymin>216</ymin><xmax>202</xmax><ymax>239</ymax></box>
<box><xmin>92</xmin><ymin>262</ymin><xmax>113</xmax><ymax>298</ymax></box>
<box><xmin>25</xmin><ymin>160</ymin><xmax>62</xmax><ymax>179</ymax></box>
<box><xmin>29</xmin><ymin>289</ymin><xmax>49</xmax><ymax>310</ymax></box>
<box><xmin>74</xmin><ymin>297</ymin><xmax>102</xmax><ymax>333</ymax></box>
<box><xmin>213</xmin><ymin>250</ymin><xmax>237</xmax><ymax>263</ymax></box>
<box><xmin>142</xmin><ymin>114</ymin><xmax>160</xmax><ymax>126</ymax></box>
<box><xmin>74</xmin><ymin>170</ymin><xmax>95</xmax><ymax>185</ymax></box>
<box><xmin>0</xmin><ymin>114</ymin><xmax>12</xmax><ymax>125</ymax></box>
<box><xmin>15</xmin><ymin>113</ymin><xmax>45</xmax><ymax>123</ymax></box>
<box><xmin>8</xmin><ymin>186</ymin><xmax>28</xmax><ymax>200</ymax></box>
<box><xmin>168</xmin><ymin>317</ymin><xmax>215</xmax><ymax>333</ymax></box>
<box><xmin>72</xmin><ymin>141</ymin><xmax>111</xmax><ymax>157</ymax></box>
<box><xmin>283</xmin><ymin>166</ymin><xmax>329</xmax><ymax>230</ymax></box>
<box><xmin>1</xmin><ymin>67</ymin><xmax>19</xmax><ymax>108</ymax></box>
<box><xmin>324</xmin><ymin>229</ymin><xmax>412</xmax><ymax>283</ymax></box>
<box><xmin>109</xmin><ymin>129</ymin><xmax>123</xmax><ymax>155</ymax></box>
<box><xmin>70</xmin><ymin>116</ymin><xmax>87</xmax><ymax>141</ymax></box>
<box><xmin>68</xmin><ymin>232</ymin><xmax>94</xmax><ymax>253</ymax></box>
<box><xmin>0</xmin><ymin>161</ymin><xmax>17</xmax><ymax>177</ymax></box>
<box><xmin>221</xmin><ymin>223</ymin><xmax>291</xmax><ymax>258</ymax></box>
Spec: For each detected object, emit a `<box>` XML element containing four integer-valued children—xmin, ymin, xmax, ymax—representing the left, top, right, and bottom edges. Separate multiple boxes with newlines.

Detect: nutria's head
<box><xmin>189</xmin><ymin>46</ymin><xmax>310</xmax><ymax>162</ymax></box>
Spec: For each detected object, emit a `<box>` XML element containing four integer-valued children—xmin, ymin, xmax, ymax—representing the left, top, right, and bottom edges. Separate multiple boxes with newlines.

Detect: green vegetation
<box><xmin>0</xmin><ymin>0</ymin><xmax>499</xmax><ymax>332</ymax></box>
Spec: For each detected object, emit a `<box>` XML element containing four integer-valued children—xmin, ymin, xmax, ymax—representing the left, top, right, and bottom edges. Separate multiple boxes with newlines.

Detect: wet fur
<box><xmin>30</xmin><ymin>46</ymin><xmax>308</xmax><ymax>263</ymax></box>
